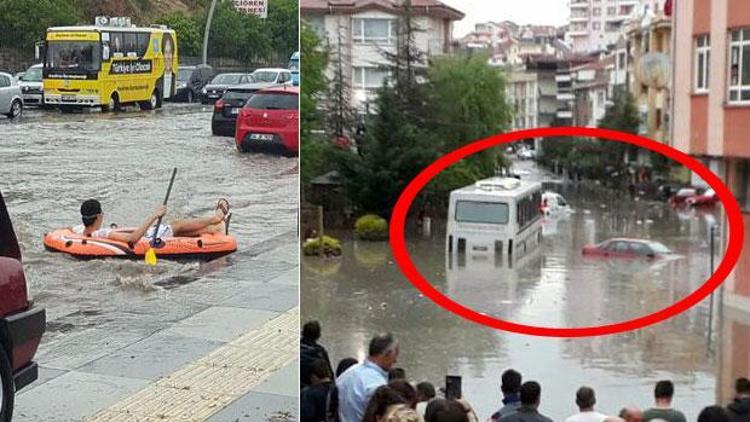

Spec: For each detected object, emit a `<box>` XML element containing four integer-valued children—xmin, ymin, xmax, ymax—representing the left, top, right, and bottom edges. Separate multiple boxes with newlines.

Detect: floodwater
<box><xmin>0</xmin><ymin>104</ymin><xmax>298</xmax><ymax>326</ymax></box>
<box><xmin>302</xmin><ymin>159</ymin><xmax>723</xmax><ymax>421</ymax></box>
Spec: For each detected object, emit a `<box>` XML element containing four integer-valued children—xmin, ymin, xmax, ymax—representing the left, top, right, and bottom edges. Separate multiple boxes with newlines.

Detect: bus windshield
<box><xmin>45</xmin><ymin>41</ymin><xmax>101</xmax><ymax>72</ymax></box>
<box><xmin>455</xmin><ymin>201</ymin><xmax>509</xmax><ymax>224</ymax></box>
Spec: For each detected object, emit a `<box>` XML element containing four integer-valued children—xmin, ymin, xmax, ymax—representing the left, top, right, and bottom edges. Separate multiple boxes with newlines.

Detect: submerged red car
<box><xmin>582</xmin><ymin>238</ymin><xmax>673</xmax><ymax>259</ymax></box>
<box><xmin>234</xmin><ymin>86</ymin><xmax>299</xmax><ymax>155</ymax></box>
<box><xmin>686</xmin><ymin>188</ymin><xmax>719</xmax><ymax>207</ymax></box>
<box><xmin>0</xmin><ymin>189</ymin><xmax>46</xmax><ymax>420</ymax></box>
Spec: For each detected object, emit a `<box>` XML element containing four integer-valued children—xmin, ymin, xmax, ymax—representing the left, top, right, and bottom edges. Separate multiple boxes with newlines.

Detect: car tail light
<box><xmin>214</xmin><ymin>99</ymin><xmax>224</xmax><ymax>110</ymax></box>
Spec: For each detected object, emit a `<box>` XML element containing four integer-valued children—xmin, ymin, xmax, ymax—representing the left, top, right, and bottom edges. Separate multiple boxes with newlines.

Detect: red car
<box><xmin>668</xmin><ymin>187</ymin><xmax>700</xmax><ymax>207</ymax></box>
<box><xmin>0</xmin><ymin>189</ymin><xmax>45</xmax><ymax>420</ymax></box>
<box><xmin>686</xmin><ymin>188</ymin><xmax>719</xmax><ymax>207</ymax></box>
<box><xmin>234</xmin><ymin>86</ymin><xmax>299</xmax><ymax>155</ymax></box>
<box><xmin>582</xmin><ymin>238</ymin><xmax>673</xmax><ymax>259</ymax></box>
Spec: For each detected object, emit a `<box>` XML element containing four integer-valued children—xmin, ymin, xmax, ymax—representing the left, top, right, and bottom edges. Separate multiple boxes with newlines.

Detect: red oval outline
<box><xmin>389</xmin><ymin>127</ymin><xmax>745</xmax><ymax>337</ymax></box>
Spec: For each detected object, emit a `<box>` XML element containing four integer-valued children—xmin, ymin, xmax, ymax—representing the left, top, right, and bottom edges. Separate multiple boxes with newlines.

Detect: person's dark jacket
<box><xmin>727</xmin><ymin>397</ymin><xmax>750</xmax><ymax>422</ymax></box>
<box><xmin>300</xmin><ymin>338</ymin><xmax>333</xmax><ymax>388</ymax></box>
<box><xmin>301</xmin><ymin>381</ymin><xmax>334</xmax><ymax>422</ymax></box>
<box><xmin>491</xmin><ymin>395</ymin><xmax>522</xmax><ymax>421</ymax></box>
<box><xmin>498</xmin><ymin>405</ymin><xmax>554</xmax><ymax>422</ymax></box>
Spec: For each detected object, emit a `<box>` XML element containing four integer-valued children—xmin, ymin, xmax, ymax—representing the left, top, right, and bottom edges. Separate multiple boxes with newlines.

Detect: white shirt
<box><xmin>565</xmin><ymin>410</ymin><xmax>608</xmax><ymax>422</ymax></box>
<box><xmin>72</xmin><ymin>224</ymin><xmax>112</xmax><ymax>239</ymax></box>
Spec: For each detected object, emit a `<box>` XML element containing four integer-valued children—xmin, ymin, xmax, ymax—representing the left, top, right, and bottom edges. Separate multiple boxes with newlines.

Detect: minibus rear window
<box><xmin>455</xmin><ymin>201</ymin><xmax>509</xmax><ymax>224</ymax></box>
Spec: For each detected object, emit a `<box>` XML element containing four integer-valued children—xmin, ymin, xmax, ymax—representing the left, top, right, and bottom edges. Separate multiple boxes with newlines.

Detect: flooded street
<box><xmin>302</xmin><ymin>159</ymin><xmax>722</xmax><ymax>421</ymax></box>
<box><xmin>1</xmin><ymin>104</ymin><xmax>299</xmax><ymax>421</ymax></box>
<box><xmin>2</xmin><ymin>104</ymin><xmax>297</xmax><ymax>321</ymax></box>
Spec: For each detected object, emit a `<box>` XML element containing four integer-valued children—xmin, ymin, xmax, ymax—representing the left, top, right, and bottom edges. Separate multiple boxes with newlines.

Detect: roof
<box><xmin>48</xmin><ymin>26</ymin><xmax>172</xmax><ymax>33</ymax></box>
<box><xmin>301</xmin><ymin>0</ymin><xmax>465</xmax><ymax>20</ymax></box>
<box><xmin>451</xmin><ymin>177</ymin><xmax>541</xmax><ymax>198</ymax></box>
<box><xmin>259</xmin><ymin>86</ymin><xmax>300</xmax><ymax>94</ymax></box>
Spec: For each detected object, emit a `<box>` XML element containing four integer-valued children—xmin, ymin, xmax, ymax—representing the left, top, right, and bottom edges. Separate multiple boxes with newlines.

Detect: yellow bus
<box><xmin>42</xmin><ymin>17</ymin><xmax>178</xmax><ymax>112</ymax></box>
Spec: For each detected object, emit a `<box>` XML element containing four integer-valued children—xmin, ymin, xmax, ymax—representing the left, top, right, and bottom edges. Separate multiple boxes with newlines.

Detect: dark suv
<box><xmin>211</xmin><ymin>82</ymin><xmax>276</xmax><ymax>136</ymax></box>
<box><xmin>172</xmin><ymin>64</ymin><xmax>214</xmax><ymax>103</ymax></box>
<box><xmin>0</xmin><ymin>189</ymin><xmax>45</xmax><ymax>421</ymax></box>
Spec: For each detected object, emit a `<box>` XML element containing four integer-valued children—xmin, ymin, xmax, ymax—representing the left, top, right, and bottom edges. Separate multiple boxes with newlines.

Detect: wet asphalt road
<box><xmin>0</xmin><ymin>104</ymin><xmax>299</xmax><ymax>421</ymax></box>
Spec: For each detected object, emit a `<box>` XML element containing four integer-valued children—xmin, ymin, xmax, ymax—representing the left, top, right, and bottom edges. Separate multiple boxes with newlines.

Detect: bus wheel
<box><xmin>103</xmin><ymin>93</ymin><xmax>120</xmax><ymax>112</ymax></box>
<box><xmin>139</xmin><ymin>91</ymin><xmax>158</xmax><ymax>111</ymax></box>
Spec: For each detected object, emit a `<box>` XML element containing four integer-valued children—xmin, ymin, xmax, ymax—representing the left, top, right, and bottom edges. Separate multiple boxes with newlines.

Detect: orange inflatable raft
<box><xmin>43</xmin><ymin>228</ymin><xmax>237</xmax><ymax>261</ymax></box>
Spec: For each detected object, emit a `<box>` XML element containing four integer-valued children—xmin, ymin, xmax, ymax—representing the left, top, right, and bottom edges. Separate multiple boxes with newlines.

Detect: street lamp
<box><xmin>202</xmin><ymin>0</ymin><xmax>219</xmax><ymax>65</ymax></box>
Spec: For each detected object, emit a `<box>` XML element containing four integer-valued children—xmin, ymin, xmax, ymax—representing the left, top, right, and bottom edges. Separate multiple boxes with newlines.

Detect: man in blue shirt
<box><xmin>336</xmin><ymin>333</ymin><xmax>400</xmax><ymax>422</ymax></box>
<box><xmin>490</xmin><ymin>369</ymin><xmax>523</xmax><ymax>421</ymax></box>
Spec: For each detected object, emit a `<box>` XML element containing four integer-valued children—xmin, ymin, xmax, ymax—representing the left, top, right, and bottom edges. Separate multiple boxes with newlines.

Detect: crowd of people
<box><xmin>300</xmin><ymin>321</ymin><xmax>750</xmax><ymax>422</ymax></box>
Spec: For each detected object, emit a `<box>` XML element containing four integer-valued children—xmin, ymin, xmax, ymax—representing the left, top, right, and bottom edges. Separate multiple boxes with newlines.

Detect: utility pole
<box><xmin>202</xmin><ymin>0</ymin><xmax>219</xmax><ymax>65</ymax></box>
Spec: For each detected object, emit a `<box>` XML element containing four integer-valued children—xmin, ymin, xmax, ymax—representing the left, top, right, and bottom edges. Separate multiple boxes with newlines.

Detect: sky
<box><xmin>439</xmin><ymin>0</ymin><xmax>570</xmax><ymax>37</ymax></box>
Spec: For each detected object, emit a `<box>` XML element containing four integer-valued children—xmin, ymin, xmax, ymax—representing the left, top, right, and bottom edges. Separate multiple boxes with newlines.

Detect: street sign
<box><xmin>232</xmin><ymin>0</ymin><xmax>268</xmax><ymax>18</ymax></box>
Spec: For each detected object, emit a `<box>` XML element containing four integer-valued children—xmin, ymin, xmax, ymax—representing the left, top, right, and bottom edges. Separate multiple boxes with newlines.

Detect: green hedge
<box><xmin>354</xmin><ymin>214</ymin><xmax>388</xmax><ymax>241</ymax></box>
<box><xmin>303</xmin><ymin>235</ymin><xmax>342</xmax><ymax>257</ymax></box>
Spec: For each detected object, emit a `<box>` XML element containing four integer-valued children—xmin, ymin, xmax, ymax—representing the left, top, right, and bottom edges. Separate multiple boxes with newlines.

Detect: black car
<box><xmin>211</xmin><ymin>82</ymin><xmax>276</xmax><ymax>136</ymax></box>
<box><xmin>172</xmin><ymin>64</ymin><xmax>214</xmax><ymax>103</ymax></box>
<box><xmin>201</xmin><ymin>73</ymin><xmax>254</xmax><ymax>104</ymax></box>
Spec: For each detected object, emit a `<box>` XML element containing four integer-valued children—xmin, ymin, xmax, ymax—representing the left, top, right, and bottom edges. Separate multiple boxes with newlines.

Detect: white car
<box><xmin>0</xmin><ymin>72</ymin><xmax>23</xmax><ymax>119</ymax></box>
<box><xmin>541</xmin><ymin>191</ymin><xmax>573</xmax><ymax>216</ymax></box>
<box><xmin>251</xmin><ymin>68</ymin><xmax>293</xmax><ymax>85</ymax></box>
<box><xmin>18</xmin><ymin>64</ymin><xmax>43</xmax><ymax>107</ymax></box>
<box><xmin>518</xmin><ymin>149</ymin><xmax>537</xmax><ymax>160</ymax></box>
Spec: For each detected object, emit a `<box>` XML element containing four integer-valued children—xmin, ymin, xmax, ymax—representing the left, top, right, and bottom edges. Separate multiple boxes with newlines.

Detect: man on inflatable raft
<box><xmin>73</xmin><ymin>198</ymin><xmax>231</xmax><ymax>243</ymax></box>
<box><xmin>44</xmin><ymin>198</ymin><xmax>236</xmax><ymax>260</ymax></box>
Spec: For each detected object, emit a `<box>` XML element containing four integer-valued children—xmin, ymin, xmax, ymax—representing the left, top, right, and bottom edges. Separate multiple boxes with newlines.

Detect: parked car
<box><xmin>582</xmin><ymin>238</ymin><xmax>673</xmax><ymax>259</ymax></box>
<box><xmin>211</xmin><ymin>82</ymin><xmax>276</xmax><ymax>136</ymax></box>
<box><xmin>518</xmin><ymin>148</ymin><xmax>537</xmax><ymax>160</ymax></box>
<box><xmin>172</xmin><ymin>64</ymin><xmax>214</xmax><ymax>103</ymax></box>
<box><xmin>686</xmin><ymin>188</ymin><xmax>719</xmax><ymax>207</ymax></box>
<box><xmin>668</xmin><ymin>187</ymin><xmax>702</xmax><ymax>207</ymax></box>
<box><xmin>235</xmin><ymin>86</ymin><xmax>299</xmax><ymax>155</ymax></box>
<box><xmin>0</xmin><ymin>189</ymin><xmax>46</xmax><ymax>421</ymax></box>
<box><xmin>0</xmin><ymin>72</ymin><xmax>23</xmax><ymax>119</ymax></box>
<box><xmin>201</xmin><ymin>73</ymin><xmax>254</xmax><ymax>104</ymax></box>
<box><xmin>18</xmin><ymin>64</ymin><xmax>43</xmax><ymax>107</ymax></box>
<box><xmin>251</xmin><ymin>68</ymin><xmax>293</xmax><ymax>85</ymax></box>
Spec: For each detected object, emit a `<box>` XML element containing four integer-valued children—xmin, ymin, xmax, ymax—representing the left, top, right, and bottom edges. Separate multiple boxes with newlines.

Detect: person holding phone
<box><xmin>336</xmin><ymin>333</ymin><xmax>400</xmax><ymax>422</ymax></box>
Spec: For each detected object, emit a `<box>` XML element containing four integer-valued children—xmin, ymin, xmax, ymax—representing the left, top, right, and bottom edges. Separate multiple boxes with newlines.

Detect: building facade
<box><xmin>568</xmin><ymin>0</ymin><xmax>649</xmax><ymax>52</ymax></box>
<box><xmin>672</xmin><ymin>0</ymin><xmax>750</xmax><ymax>403</ymax></box>
<box><xmin>301</xmin><ymin>0</ymin><xmax>464</xmax><ymax>111</ymax></box>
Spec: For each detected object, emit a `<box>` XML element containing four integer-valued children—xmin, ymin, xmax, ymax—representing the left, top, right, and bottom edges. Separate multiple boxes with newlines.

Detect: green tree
<box><xmin>157</xmin><ymin>12</ymin><xmax>202</xmax><ymax>56</ymax></box>
<box><xmin>266</xmin><ymin>0</ymin><xmax>298</xmax><ymax>60</ymax></box>
<box><xmin>0</xmin><ymin>0</ymin><xmax>80</xmax><ymax>52</ymax></box>
<box><xmin>425</xmin><ymin>53</ymin><xmax>513</xmax><ymax>197</ymax></box>
<box><xmin>597</xmin><ymin>90</ymin><xmax>641</xmax><ymax>167</ymax></box>
<box><xmin>300</xmin><ymin>23</ymin><xmax>327</xmax><ymax>137</ymax></box>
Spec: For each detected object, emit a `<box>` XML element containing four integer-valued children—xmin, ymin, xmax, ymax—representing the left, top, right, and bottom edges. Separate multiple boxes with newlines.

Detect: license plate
<box><xmin>250</xmin><ymin>133</ymin><xmax>273</xmax><ymax>141</ymax></box>
<box><xmin>62</xmin><ymin>95</ymin><xmax>75</xmax><ymax>102</ymax></box>
<box><xmin>230</xmin><ymin>108</ymin><xmax>239</xmax><ymax>115</ymax></box>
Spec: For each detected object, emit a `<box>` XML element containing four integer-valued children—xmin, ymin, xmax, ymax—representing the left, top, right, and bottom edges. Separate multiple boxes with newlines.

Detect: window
<box><xmin>593</xmin><ymin>7</ymin><xmax>601</xmax><ymax>16</ymax></box>
<box><xmin>728</xmin><ymin>28</ymin><xmax>750</xmax><ymax>102</ymax></box>
<box><xmin>593</xmin><ymin>22</ymin><xmax>601</xmax><ymax>30</ymax></box>
<box><xmin>455</xmin><ymin>201</ymin><xmax>509</xmax><ymax>225</ymax></box>
<box><xmin>0</xmin><ymin>75</ymin><xmax>9</xmax><ymax>88</ymax></box>
<box><xmin>516</xmin><ymin>190</ymin><xmax>542</xmax><ymax>232</ymax></box>
<box><xmin>352</xmin><ymin>67</ymin><xmax>389</xmax><ymax>89</ymax></box>
<box><xmin>244</xmin><ymin>93</ymin><xmax>298</xmax><ymax>110</ymax></box>
<box><xmin>695</xmin><ymin>34</ymin><xmax>710</xmax><ymax>92</ymax></box>
<box><xmin>738</xmin><ymin>160</ymin><xmax>750</xmax><ymax>211</ymax></box>
<box><xmin>607</xmin><ymin>6</ymin><xmax>616</xmax><ymax>15</ymax></box>
<box><xmin>352</xmin><ymin>18</ymin><xmax>393</xmax><ymax>44</ymax></box>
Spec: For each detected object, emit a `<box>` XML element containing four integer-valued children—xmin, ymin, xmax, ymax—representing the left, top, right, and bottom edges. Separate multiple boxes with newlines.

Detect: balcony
<box><xmin>557</xmin><ymin>93</ymin><xmax>575</xmax><ymax>101</ymax></box>
<box><xmin>570</xmin><ymin>15</ymin><xmax>589</xmax><ymax>23</ymax></box>
<box><xmin>556</xmin><ymin>110</ymin><xmax>573</xmax><ymax>119</ymax></box>
<box><xmin>555</xmin><ymin>74</ymin><xmax>572</xmax><ymax>83</ymax></box>
<box><xmin>567</xmin><ymin>29</ymin><xmax>589</xmax><ymax>37</ymax></box>
<box><xmin>570</xmin><ymin>1</ymin><xmax>589</xmax><ymax>9</ymax></box>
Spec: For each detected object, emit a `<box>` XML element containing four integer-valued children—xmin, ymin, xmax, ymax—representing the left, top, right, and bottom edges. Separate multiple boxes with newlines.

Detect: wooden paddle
<box><xmin>145</xmin><ymin>167</ymin><xmax>177</xmax><ymax>266</ymax></box>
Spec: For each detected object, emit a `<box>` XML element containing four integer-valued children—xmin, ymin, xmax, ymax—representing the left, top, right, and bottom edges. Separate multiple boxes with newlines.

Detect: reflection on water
<box><xmin>302</xmin><ymin>161</ymin><xmax>722</xmax><ymax>421</ymax></box>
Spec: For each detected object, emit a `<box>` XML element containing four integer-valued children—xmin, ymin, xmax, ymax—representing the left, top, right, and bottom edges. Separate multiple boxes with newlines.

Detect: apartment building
<box><xmin>568</xmin><ymin>0</ymin><xmax>651</xmax><ymax>52</ymax></box>
<box><xmin>301</xmin><ymin>0</ymin><xmax>464</xmax><ymax>111</ymax></box>
<box><xmin>672</xmin><ymin>0</ymin><xmax>750</xmax><ymax>402</ymax></box>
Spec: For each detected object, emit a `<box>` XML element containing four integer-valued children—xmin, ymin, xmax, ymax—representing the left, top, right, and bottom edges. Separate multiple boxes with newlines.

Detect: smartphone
<box><xmin>445</xmin><ymin>375</ymin><xmax>462</xmax><ymax>400</ymax></box>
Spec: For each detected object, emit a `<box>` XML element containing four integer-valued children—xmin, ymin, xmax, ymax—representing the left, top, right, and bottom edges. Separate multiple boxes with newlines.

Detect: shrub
<box><xmin>354</xmin><ymin>214</ymin><xmax>389</xmax><ymax>241</ymax></box>
<box><xmin>303</xmin><ymin>235</ymin><xmax>342</xmax><ymax>257</ymax></box>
